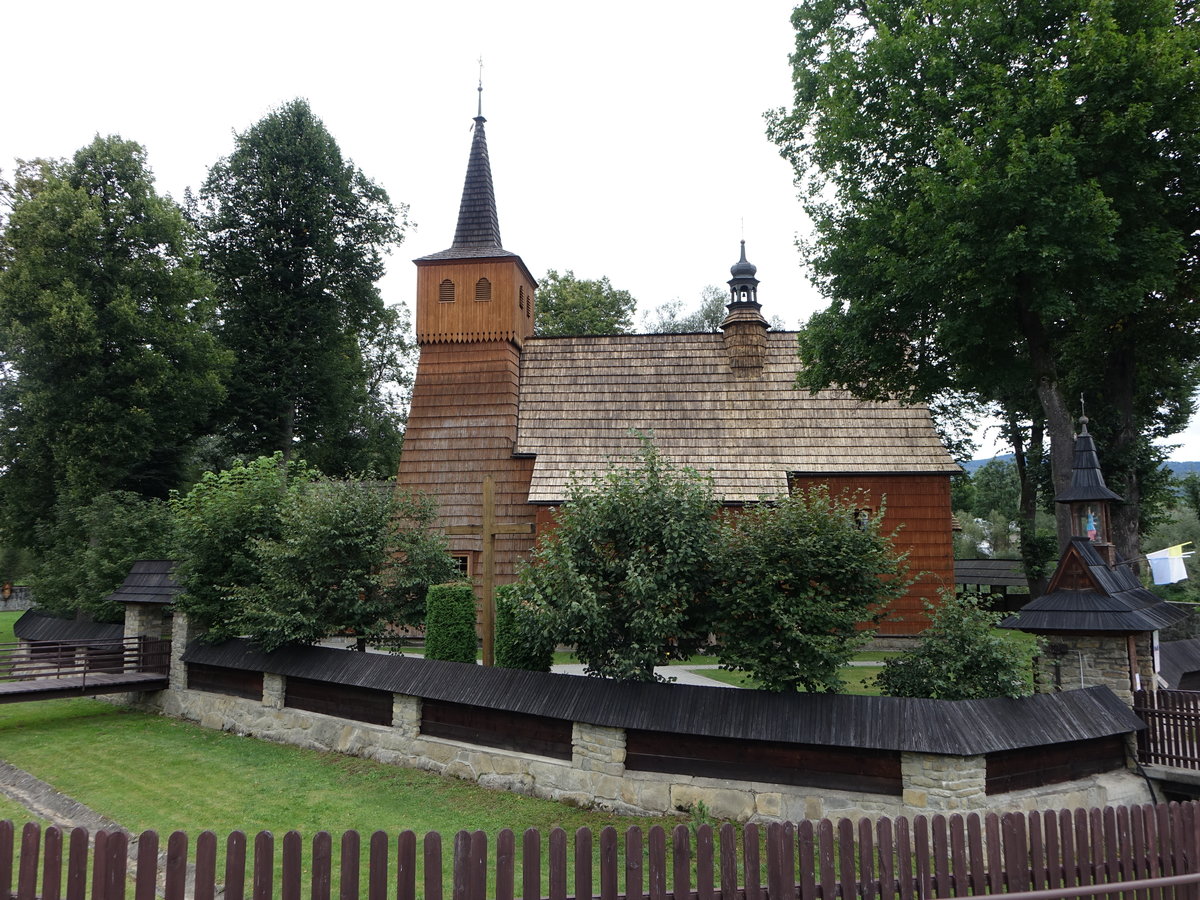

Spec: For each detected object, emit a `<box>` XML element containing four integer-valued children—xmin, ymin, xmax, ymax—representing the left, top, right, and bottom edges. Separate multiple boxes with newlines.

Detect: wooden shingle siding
<box><xmin>625</xmin><ymin>729</ymin><xmax>903</xmax><ymax>795</ymax></box>
<box><xmin>792</xmin><ymin>474</ymin><xmax>954</xmax><ymax>634</ymax></box>
<box><xmin>187</xmin><ymin>662</ymin><xmax>263</xmax><ymax>701</ymax></box>
<box><xmin>285</xmin><ymin>676</ymin><xmax>392</xmax><ymax>726</ymax></box>
<box><xmin>421</xmin><ymin>699</ymin><xmax>573</xmax><ymax>759</ymax></box>
<box><xmin>985</xmin><ymin>734</ymin><xmax>1127</xmax><ymax>794</ymax></box>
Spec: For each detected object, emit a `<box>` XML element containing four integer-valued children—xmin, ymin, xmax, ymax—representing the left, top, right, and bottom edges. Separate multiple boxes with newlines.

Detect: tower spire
<box><xmin>448</xmin><ymin>94</ymin><xmax>503</xmax><ymax>253</ymax></box>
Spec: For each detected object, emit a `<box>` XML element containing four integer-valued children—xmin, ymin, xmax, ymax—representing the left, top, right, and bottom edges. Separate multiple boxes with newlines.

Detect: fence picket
<box><xmin>647</xmin><ymin>827</ymin><xmax>666</xmax><ymax>900</ymax></box>
<box><xmin>104</xmin><ymin>831</ymin><xmax>127</xmax><ymax>900</ymax></box>
<box><xmin>858</xmin><ymin>818</ymin><xmax>876</xmax><ymax>900</ymax></box>
<box><xmin>672</xmin><ymin>825</ymin><xmax>691</xmax><ymax>900</ymax></box>
<box><xmin>41</xmin><ymin>825</ymin><xmax>61</xmax><ymax>900</ymax></box>
<box><xmin>695</xmin><ymin>825</ymin><xmax>714</xmax><ymax>900</ymax></box>
<box><xmin>65</xmin><ymin>827</ymin><xmax>87</xmax><ymax>900</ymax></box>
<box><xmin>313</xmin><ymin>832</ymin><xmax>333</xmax><ymax>900</ymax></box>
<box><xmin>470</xmin><ymin>831</ymin><xmax>487</xmax><ymax>900</ymax></box>
<box><xmin>817</xmin><ymin>817</ymin><xmax>836</xmax><ymax>900</ymax></box>
<box><xmin>914</xmin><ymin>816</ymin><xmax>932</xmax><ymax>900</ymax></box>
<box><xmin>742</xmin><ymin>823</ymin><xmax>761</xmax><ymax>900</ymax></box>
<box><xmin>452</xmin><ymin>832</ymin><xmax>471</xmax><ymax>900</ymax></box>
<box><xmin>521</xmin><ymin>829</ymin><xmax>539</xmax><ymax>900</ymax></box>
<box><xmin>1027</xmin><ymin>813</ymin><xmax>1047</xmax><ymax>893</ymax></box>
<box><xmin>397</xmin><ymin>830</ymin><xmax>417</xmax><ymax>900</ymax></box>
<box><xmin>1002</xmin><ymin>813</ymin><xmax>1028</xmax><ymax>895</ymax></box>
<box><xmin>948</xmin><ymin>815</ymin><xmax>968</xmax><ymax>898</ymax></box>
<box><xmin>932</xmin><ymin>815</ymin><xmax>951</xmax><ymax>897</ymax></box>
<box><xmin>252</xmin><ymin>831</ymin><xmax>273</xmax><ymax>900</ymax></box>
<box><xmin>984</xmin><ymin>815</ymin><xmax>1002</xmax><ymax>896</ymax></box>
<box><xmin>626</xmin><ymin>827</ymin><xmax>644</xmax><ymax>900</ymax></box>
<box><xmin>718</xmin><ymin>824</ymin><xmax>737</xmax><ymax>900</ymax></box>
<box><xmin>135</xmin><ymin>832</ymin><xmax>159</xmax><ymax>900</ymax></box>
<box><xmin>195</xmin><ymin>831</ymin><xmax>217</xmax><ymax>900</ymax></box>
<box><xmin>88</xmin><ymin>830</ymin><xmax>106</xmax><ymax>900</ymax></box>
<box><xmin>496</xmin><ymin>829</ymin><xmax>515</xmax><ymax>900</ymax></box>
<box><xmin>895</xmin><ymin>814</ymin><xmax>914</xmax><ymax>900</ymax></box>
<box><xmin>369</xmin><ymin>831</ymin><xmax>389</xmax><ymax>900</ymax></box>
<box><xmin>17</xmin><ymin>824</ymin><xmax>37</xmax><ymax>900</ymax></box>
<box><xmin>876</xmin><ymin>817</ymin><xmax>896</xmax><ymax>900</ymax></box>
<box><xmin>797</xmin><ymin>820</ymin><xmax>817</xmax><ymax>900</ymax></box>
<box><xmin>424</xmin><ymin>831</ymin><xmax>442</xmax><ymax>900</ymax></box>
<box><xmin>224</xmin><ymin>831</ymin><xmax>247</xmax><ymax>900</ymax></box>
<box><xmin>281</xmin><ymin>831</ymin><xmax>302</xmax><ymax>900</ymax></box>
<box><xmin>164</xmin><ymin>831</ymin><xmax>187</xmax><ymax>900</ymax></box>
<box><xmin>834</xmin><ymin>819</ymin><xmax>853</xmax><ymax>900</ymax></box>
<box><xmin>548</xmin><ymin>828</ymin><xmax>566</xmax><ymax>900</ymax></box>
<box><xmin>576</xmin><ymin>827</ymin><xmax>593</xmax><ymax>900</ymax></box>
<box><xmin>342</xmin><ymin>829</ymin><xmax>361</xmax><ymax>900</ymax></box>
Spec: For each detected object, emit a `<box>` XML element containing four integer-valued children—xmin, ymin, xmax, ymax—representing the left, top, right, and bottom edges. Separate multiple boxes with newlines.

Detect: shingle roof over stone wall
<box><xmin>514</xmin><ymin>332</ymin><xmax>960</xmax><ymax>503</ymax></box>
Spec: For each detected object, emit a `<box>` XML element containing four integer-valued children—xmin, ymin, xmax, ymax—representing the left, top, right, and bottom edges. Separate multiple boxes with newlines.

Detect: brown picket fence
<box><xmin>2</xmin><ymin>802</ymin><xmax>1199</xmax><ymax>900</ymax></box>
<box><xmin>1134</xmin><ymin>690</ymin><xmax>1200</xmax><ymax>771</ymax></box>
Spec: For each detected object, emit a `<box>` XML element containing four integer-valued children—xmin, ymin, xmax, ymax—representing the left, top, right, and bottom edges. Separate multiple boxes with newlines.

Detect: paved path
<box><xmin>550</xmin><ymin>663</ymin><xmax>736</xmax><ymax>687</ymax></box>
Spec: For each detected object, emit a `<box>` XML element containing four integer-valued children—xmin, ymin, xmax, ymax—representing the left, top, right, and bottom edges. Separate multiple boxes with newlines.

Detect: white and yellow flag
<box><xmin>1146</xmin><ymin>543</ymin><xmax>1193</xmax><ymax>585</ymax></box>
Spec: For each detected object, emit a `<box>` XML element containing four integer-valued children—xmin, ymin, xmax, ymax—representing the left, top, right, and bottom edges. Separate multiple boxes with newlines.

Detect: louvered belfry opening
<box><xmin>475</xmin><ymin>277</ymin><xmax>492</xmax><ymax>302</ymax></box>
<box><xmin>439</xmin><ymin>279</ymin><xmax>455</xmax><ymax>302</ymax></box>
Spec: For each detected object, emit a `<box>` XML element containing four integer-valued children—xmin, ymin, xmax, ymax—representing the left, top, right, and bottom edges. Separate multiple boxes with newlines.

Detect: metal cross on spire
<box><xmin>477</xmin><ymin>56</ymin><xmax>484</xmax><ymax>118</ymax></box>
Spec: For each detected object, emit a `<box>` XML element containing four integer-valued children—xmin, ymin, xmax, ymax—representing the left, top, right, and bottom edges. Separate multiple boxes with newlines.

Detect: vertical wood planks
<box><xmin>194</xmin><ymin>831</ymin><xmax>217</xmax><ymax>900</ymax></box>
<box><xmin>521</xmin><ymin>829</ymin><xmax>539</xmax><ymax>900</ymax></box>
<box><xmin>16</xmin><ymin>824</ymin><xmax>37</xmax><ymax>900</ymax></box>
<box><xmin>424</xmin><ymin>831</ymin><xmax>443</xmax><ymax>900</ymax></box>
<box><xmin>398</xmin><ymin>830</ymin><xmax>417</xmax><ymax>900</ymax></box>
<box><xmin>281</xmin><ymin>831</ymin><xmax>302</xmax><ymax>900</ymax></box>
<box><xmin>626</xmin><ymin>827</ymin><xmax>644</xmax><ymax>900</ymax></box>
<box><xmin>252</xmin><ymin>831</ymin><xmax>273</xmax><ymax>900</ymax></box>
<box><xmin>164</xmin><ymin>831</ymin><xmax>187</xmax><ymax>900</ymax></box>
<box><xmin>496</xmin><ymin>829</ymin><xmax>514</xmax><ymax>900</ymax></box>
<box><xmin>313</xmin><ymin>831</ymin><xmax>333</xmax><ymax>900</ymax></box>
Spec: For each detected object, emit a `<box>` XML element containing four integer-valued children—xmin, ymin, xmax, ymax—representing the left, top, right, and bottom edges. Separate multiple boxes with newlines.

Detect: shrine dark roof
<box><xmin>106</xmin><ymin>559</ymin><xmax>180</xmax><ymax>606</ymax></box>
<box><xmin>1056</xmin><ymin>421</ymin><xmax>1123</xmax><ymax>504</ymax></box>
<box><xmin>1000</xmin><ymin>538</ymin><xmax>1186</xmax><ymax>633</ymax></box>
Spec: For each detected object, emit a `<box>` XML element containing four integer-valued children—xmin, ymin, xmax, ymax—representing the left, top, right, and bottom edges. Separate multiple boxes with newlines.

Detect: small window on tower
<box><xmin>475</xmin><ymin>278</ymin><xmax>492</xmax><ymax>302</ymax></box>
<box><xmin>527</xmin><ymin>290</ymin><xmax>533</xmax><ymax>318</ymax></box>
<box><xmin>519</xmin><ymin>286</ymin><xmax>525</xmax><ymax>310</ymax></box>
<box><xmin>439</xmin><ymin>279</ymin><xmax>455</xmax><ymax>302</ymax></box>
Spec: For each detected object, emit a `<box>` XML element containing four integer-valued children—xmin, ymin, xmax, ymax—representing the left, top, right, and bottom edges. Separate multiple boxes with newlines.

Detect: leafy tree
<box><xmin>533</xmin><ymin>269</ymin><xmax>636</xmax><ymax>336</ymax></box>
<box><xmin>970</xmin><ymin>460</ymin><xmax>1021</xmax><ymax>522</ymax></box>
<box><xmin>494</xmin><ymin>584</ymin><xmax>554</xmax><ymax>672</ymax></box>
<box><xmin>31</xmin><ymin>492</ymin><xmax>174</xmax><ymax>622</ymax></box>
<box><xmin>228</xmin><ymin>480</ymin><xmax>455</xmax><ymax>651</ymax></box>
<box><xmin>199</xmin><ymin>99</ymin><xmax>409</xmax><ymax>474</ymax></box>
<box><xmin>642</xmin><ymin>286</ymin><xmax>729</xmax><ymax>333</ymax></box>
<box><xmin>509</xmin><ymin>439</ymin><xmax>719</xmax><ymax>681</ymax></box>
<box><xmin>769</xmin><ymin>0</ymin><xmax>1200</xmax><ymax>561</ymax></box>
<box><xmin>172</xmin><ymin>455</ymin><xmax>454</xmax><ymax>648</ymax></box>
<box><xmin>712</xmin><ymin>488</ymin><xmax>910</xmax><ymax>692</ymax></box>
<box><xmin>171</xmin><ymin>454</ymin><xmax>318</xmax><ymax>641</ymax></box>
<box><xmin>875</xmin><ymin>593</ymin><xmax>1038</xmax><ymax>700</ymax></box>
<box><xmin>0</xmin><ymin>136</ymin><xmax>228</xmax><ymax>550</ymax></box>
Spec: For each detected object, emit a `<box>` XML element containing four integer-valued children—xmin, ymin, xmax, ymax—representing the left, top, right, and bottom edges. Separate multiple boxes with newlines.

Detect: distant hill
<box><xmin>963</xmin><ymin>455</ymin><xmax>1200</xmax><ymax>476</ymax></box>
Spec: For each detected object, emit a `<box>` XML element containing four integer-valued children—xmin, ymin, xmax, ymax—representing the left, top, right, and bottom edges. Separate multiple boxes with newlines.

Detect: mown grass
<box><xmin>1</xmin><ymin>610</ymin><xmax>19</xmax><ymax>643</ymax></box>
<box><xmin>0</xmin><ymin>698</ymin><xmax>695</xmax><ymax>896</ymax></box>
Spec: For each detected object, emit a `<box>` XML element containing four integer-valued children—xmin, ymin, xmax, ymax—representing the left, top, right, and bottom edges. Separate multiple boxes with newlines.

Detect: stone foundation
<box><xmin>1037</xmin><ymin>633</ymin><xmax>1154</xmax><ymax>704</ymax></box>
<box><xmin>158</xmin><ymin>677</ymin><xmax>1152</xmax><ymax>823</ymax></box>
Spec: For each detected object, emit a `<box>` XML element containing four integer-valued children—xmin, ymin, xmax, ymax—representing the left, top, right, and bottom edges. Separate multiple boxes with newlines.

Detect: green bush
<box><xmin>875</xmin><ymin>591</ymin><xmax>1039</xmax><ymax>699</ymax></box>
<box><xmin>424</xmin><ymin>582</ymin><xmax>478</xmax><ymax>663</ymax></box>
<box><xmin>494</xmin><ymin>584</ymin><xmax>553</xmax><ymax>671</ymax></box>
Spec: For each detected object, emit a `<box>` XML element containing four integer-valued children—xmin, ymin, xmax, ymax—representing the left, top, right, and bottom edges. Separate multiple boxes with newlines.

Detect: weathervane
<box><xmin>477</xmin><ymin>56</ymin><xmax>484</xmax><ymax>118</ymax></box>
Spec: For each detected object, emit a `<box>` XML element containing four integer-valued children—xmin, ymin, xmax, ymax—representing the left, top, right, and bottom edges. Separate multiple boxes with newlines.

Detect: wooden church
<box><xmin>396</xmin><ymin>109</ymin><xmax>961</xmax><ymax>637</ymax></box>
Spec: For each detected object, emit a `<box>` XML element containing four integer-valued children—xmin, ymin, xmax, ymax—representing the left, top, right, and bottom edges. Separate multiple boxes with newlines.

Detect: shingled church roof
<box><xmin>416</xmin><ymin>115</ymin><xmax>519</xmax><ymax>263</ymax></box>
<box><xmin>514</xmin><ymin>331</ymin><xmax>960</xmax><ymax>503</ymax></box>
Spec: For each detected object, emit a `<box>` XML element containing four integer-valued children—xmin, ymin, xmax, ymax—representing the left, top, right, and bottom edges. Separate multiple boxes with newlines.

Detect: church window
<box><xmin>439</xmin><ymin>279</ymin><xmax>455</xmax><ymax>302</ymax></box>
<box><xmin>451</xmin><ymin>554</ymin><xmax>471</xmax><ymax>577</ymax></box>
<box><xmin>475</xmin><ymin>277</ymin><xmax>492</xmax><ymax>302</ymax></box>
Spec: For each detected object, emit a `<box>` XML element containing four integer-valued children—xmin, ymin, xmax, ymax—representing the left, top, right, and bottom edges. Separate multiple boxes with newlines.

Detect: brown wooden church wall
<box><xmin>397</xmin><ymin>340</ymin><xmax>537</xmax><ymax>591</ymax></box>
<box><xmin>416</xmin><ymin>260</ymin><xmax>535</xmax><ymax>345</ymax></box>
<box><xmin>790</xmin><ymin>474</ymin><xmax>954</xmax><ymax>636</ymax></box>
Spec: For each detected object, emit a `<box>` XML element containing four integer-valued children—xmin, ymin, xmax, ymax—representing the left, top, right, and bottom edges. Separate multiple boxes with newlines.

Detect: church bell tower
<box><xmin>397</xmin><ymin>100</ymin><xmax>539</xmax><ymax>594</ymax></box>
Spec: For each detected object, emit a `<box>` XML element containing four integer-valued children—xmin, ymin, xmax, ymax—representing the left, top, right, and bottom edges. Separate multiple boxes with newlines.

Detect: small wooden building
<box><xmin>397</xmin><ymin>112</ymin><xmax>960</xmax><ymax>635</ymax></box>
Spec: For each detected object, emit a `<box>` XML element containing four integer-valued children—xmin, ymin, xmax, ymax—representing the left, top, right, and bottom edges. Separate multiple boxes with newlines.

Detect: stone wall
<box><xmin>1037</xmin><ymin>633</ymin><xmax>1155</xmax><ymax>704</ymax></box>
<box><xmin>154</xmin><ymin>668</ymin><xmax>1152</xmax><ymax>823</ymax></box>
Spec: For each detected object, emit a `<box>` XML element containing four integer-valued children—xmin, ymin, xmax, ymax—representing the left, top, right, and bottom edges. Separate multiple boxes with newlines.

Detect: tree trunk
<box><xmin>1004</xmin><ymin>407</ymin><xmax>1049</xmax><ymax>598</ymax></box>
<box><xmin>1015</xmin><ymin>292</ymin><xmax>1075</xmax><ymax>551</ymax></box>
<box><xmin>1102</xmin><ymin>341</ymin><xmax>1143</xmax><ymax>565</ymax></box>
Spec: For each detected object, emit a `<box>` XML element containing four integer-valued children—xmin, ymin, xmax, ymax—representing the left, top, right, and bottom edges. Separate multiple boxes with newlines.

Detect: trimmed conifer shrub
<box><xmin>424</xmin><ymin>582</ymin><xmax>478</xmax><ymax>663</ymax></box>
<box><xmin>495</xmin><ymin>584</ymin><xmax>553</xmax><ymax>672</ymax></box>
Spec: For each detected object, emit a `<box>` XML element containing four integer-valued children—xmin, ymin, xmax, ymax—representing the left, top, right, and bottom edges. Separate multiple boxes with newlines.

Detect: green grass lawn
<box><xmin>691</xmin><ymin>664</ymin><xmax>885</xmax><ymax>694</ymax></box>
<box><xmin>0</xmin><ymin>610</ymin><xmax>19</xmax><ymax>643</ymax></box>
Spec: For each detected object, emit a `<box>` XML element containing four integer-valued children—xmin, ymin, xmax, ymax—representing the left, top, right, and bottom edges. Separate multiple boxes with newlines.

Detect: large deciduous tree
<box><xmin>508</xmin><ymin>439</ymin><xmax>719</xmax><ymax>681</ymax></box>
<box><xmin>533</xmin><ymin>269</ymin><xmax>637</xmax><ymax>336</ymax></box>
<box><xmin>769</xmin><ymin>0</ymin><xmax>1200</xmax><ymax>562</ymax></box>
<box><xmin>0</xmin><ymin>136</ymin><xmax>228</xmax><ymax>551</ymax></box>
<box><xmin>713</xmin><ymin>488</ymin><xmax>910</xmax><ymax>692</ymax></box>
<box><xmin>199</xmin><ymin>99</ymin><xmax>409</xmax><ymax>474</ymax></box>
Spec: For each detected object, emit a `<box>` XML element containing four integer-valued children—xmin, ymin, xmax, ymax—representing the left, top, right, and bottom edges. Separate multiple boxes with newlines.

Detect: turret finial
<box><xmin>477</xmin><ymin>57</ymin><xmax>484</xmax><ymax>118</ymax></box>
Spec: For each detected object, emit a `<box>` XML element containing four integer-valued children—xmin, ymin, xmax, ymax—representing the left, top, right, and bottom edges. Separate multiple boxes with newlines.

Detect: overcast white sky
<box><xmin>4</xmin><ymin>1</ymin><xmax>1196</xmax><ymax>461</ymax></box>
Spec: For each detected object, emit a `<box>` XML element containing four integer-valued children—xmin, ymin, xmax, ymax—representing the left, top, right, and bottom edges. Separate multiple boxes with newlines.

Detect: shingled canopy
<box><xmin>104</xmin><ymin>559</ymin><xmax>181</xmax><ymax>606</ymax></box>
<box><xmin>515</xmin><ymin>332</ymin><xmax>960</xmax><ymax>503</ymax></box>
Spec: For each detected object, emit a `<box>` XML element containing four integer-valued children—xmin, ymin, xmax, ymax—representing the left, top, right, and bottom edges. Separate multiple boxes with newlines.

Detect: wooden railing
<box><xmin>0</xmin><ymin>637</ymin><xmax>169</xmax><ymax>686</ymax></box>
<box><xmin>2</xmin><ymin>802</ymin><xmax>1198</xmax><ymax>900</ymax></box>
<box><xmin>1134</xmin><ymin>690</ymin><xmax>1200</xmax><ymax>770</ymax></box>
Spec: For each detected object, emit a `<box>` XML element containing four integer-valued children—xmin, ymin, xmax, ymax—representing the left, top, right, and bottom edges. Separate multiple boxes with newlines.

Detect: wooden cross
<box><xmin>445</xmin><ymin>475</ymin><xmax>534</xmax><ymax>666</ymax></box>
